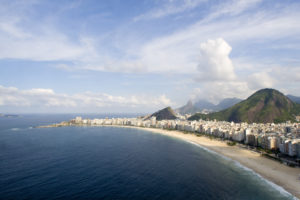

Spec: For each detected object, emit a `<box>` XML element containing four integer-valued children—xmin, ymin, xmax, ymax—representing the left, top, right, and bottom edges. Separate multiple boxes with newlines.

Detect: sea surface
<box><xmin>0</xmin><ymin>114</ymin><xmax>296</xmax><ymax>200</ymax></box>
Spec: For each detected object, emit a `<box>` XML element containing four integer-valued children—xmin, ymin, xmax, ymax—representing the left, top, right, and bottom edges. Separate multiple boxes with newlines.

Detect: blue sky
<box><xmin>0</xmin><ymin>0</ymin><xmax>300</xmax><ymax>113</ymax></box>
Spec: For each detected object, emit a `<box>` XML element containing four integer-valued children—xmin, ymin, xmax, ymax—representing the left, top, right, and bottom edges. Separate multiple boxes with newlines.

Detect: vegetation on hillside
<box><xmin>148</xmin><ymin>106</ymin><xmax>177</xmax><ymax>121</ymax></box>
<box><xmin>188</xmin><ymin>89</ymin><xmax>300</xmax><ymax>123</ymax></box>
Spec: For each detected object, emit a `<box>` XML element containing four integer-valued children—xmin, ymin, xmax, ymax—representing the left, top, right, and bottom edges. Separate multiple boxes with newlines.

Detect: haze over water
<box><xmin>0</xmin><ymin>115</ymin><xmax>295</xmax><ymax>199</ymax></box>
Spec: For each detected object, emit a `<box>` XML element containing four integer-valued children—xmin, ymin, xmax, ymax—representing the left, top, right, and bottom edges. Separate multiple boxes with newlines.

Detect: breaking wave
<box><xmin>187</xmin><ymin>141</ymin><xmax>298</xmax><ymax>200</ymax></box>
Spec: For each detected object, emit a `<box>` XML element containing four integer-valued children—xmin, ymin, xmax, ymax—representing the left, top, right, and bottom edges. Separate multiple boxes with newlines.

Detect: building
<box><xmin>289</xmin><ymin>141</ymin><xmax>298</xmax><ymax>157</ymax></box>
<box><xmin>269</xmin><ymin>137</ymin><xmax>278</xmax><ymax>150</ymax></box>
<box><xmin>296</xmin><ymin>142</ymin><xmax>300</xmax><ymax>158</ymax></box>
<box><xmin>150</xmin><ymin>117</ymin><xmax>156</xmax><ymax>127</ymax></box>
<box><xmin>75</xmin><ymin>116</ymin><xmax>82</xmax><ymax>124</ymax></box>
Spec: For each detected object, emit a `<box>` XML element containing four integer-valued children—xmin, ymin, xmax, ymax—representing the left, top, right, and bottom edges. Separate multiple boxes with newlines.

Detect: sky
<box><xmin>0</xmin><ymin>0</ymin><xmax>300</xmax><ymax>113</ymax></box>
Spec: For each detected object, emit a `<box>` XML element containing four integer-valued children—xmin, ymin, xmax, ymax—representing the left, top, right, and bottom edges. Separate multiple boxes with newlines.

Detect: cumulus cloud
<box><xmin>1</xmin><ymin>0</ymin><xmax>300</xmax><ymax>106</ymax></box>
<box><xmin>121</xmin><ymin>2</ymin><xmax>300</xmax><ymax>75</ymax></box>
<box><xmin>0</xmin><ymin>85</ymin><xmax>174</xmax><ymax>113</ymax></box>
<box><xmin>1</xmin><ymin>0</ymin><xmax>300</xmax><ymax>77</ymax></box>
<box><xmin>111</xmin><ymin>5</ymin><xmax>300</xmax><ymax>75</ymax></box>
<box><xmin>197</xmin><ymin>38</ymin><xmax>236</xmax><ymax>81</ymax></box>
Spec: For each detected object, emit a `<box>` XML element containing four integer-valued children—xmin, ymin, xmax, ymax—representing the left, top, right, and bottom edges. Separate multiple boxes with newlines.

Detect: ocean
<box><xmin>0</xmin><ymin>114</ymin><xmax>296</xmax><ymax>199</ymax></box>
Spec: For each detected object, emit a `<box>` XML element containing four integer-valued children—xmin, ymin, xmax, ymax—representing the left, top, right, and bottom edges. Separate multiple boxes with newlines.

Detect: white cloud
<box><xmin>273</xmin><ymin>66</ymin><xmax>300</xmax><ymax>82</ymax></box>
<box><xmin>135</xmin><ymin>0</ymin><xmax>261</xmax><ymax>22</ymax></box>
<box><xmin>0</xmin><ymin>85</ymin><xmax>174</xmax><ymax>113</ymax></box>
<box><xmin>128</xmin><ymin>3</ymin><xmax>300</xmax><ymax>75</ymax></box>
<box><xmin>0</xmin><ymin>26</ymin><xmax>97</xmax><ymax>61</ymax></box>
<box><xmin>247</xmin><ymin>71</ymin><xmax>274</xmax><ymax>90</ymax></box>
<box><xmin>205</xmin><ymin>0</ymin><xmax>262</xmax><ymax>21</ymax></box>
<box><xmin>1</xmin><ymin>0</ymin><xmax>300</xmax><ymax>77</ymax></box>
<box><xmin>156</xmin><ymin>95</ymin><xmax>173</xmax><ymax>106</ymax></box>
<box><xmin>134</xmin><ymin>0</ymin><xmax>206</xmax><ymax>21</ymax></box>
<box><xmin>92</xmin><ymin>2</ymin><xmax>300</xmax><ymax>75</ymax></box>
<box><xmin>192</xmin><ymin>81</ymin><xmax>252</xmax><ymax>103</ymax></box>
<box><xmin>197</xmin><ymin>38</ymin><xmax>236</xmax><ymax>81</ymax></box>
<box><xmin>0</xmin><ymin>1</ymin><xmax>99</xmax><ymax>62</ymax></box>
<box><xmin>1</xmin><ymin>0</ymin><xmax>300</xmax><ymax>106</ymax></box>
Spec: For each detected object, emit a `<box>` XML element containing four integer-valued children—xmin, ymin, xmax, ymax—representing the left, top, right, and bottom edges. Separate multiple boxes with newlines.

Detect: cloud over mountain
<box><xmin>197</xmin><ymin>38</ymin><xmax>236</xmax><ymax>81</ymax></box>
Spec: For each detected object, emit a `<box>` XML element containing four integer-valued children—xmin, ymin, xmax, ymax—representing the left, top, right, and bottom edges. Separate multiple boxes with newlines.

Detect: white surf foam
<box><xmin>187</xmin><ymin>140</ymin><xmax>298</xmax><ymax>200</ymax></box>
<box><xmin>10</xmin><ymin>128</ymin><xmax>20</xmax><ymax>131</ymax></box>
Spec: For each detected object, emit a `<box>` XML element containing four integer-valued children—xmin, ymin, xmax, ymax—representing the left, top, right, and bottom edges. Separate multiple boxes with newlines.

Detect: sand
<box><xmin>108</xmin><ymin>125</ymin><xmax>300</xmax><ymax>199</ymax></box>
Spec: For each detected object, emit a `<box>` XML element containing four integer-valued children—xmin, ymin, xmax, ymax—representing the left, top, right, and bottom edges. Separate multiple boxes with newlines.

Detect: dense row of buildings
<box><xmin>69</xmin><ymin>116</ymin><xmax>300</xmax><ymax>159</ymax></box>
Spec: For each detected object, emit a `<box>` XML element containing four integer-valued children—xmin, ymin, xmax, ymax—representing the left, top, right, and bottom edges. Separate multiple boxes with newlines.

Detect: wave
<box><xmin>232</xmin><ymin>161</ymin><xmax>298</xmax><ymax>200</ymax></box>
<box><xmin>10</xmin><ymin>128</ymin><xmax>21</xmax><ymax>131</ymax></box>
<box><xmin>187</xmin><ymin>141</ymin><xmax>231</xmax><ymax>161</ymax></box>
<box><xmin>7</xmin><ymin>126</ymin><xmax>33</xmax><ymax>131</ymax></box>
<box><xmin>187</xmin><ymin>141</ymin><xmax>298</xmax><ymax>200</ymax></box>
<box><xmin>9</xmin><ymin>127</ymin><xmax>33</xmax><ymax>132</ymax></box>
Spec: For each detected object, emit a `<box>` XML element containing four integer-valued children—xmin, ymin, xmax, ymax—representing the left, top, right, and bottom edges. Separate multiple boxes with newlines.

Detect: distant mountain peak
<box><xmin>186</xmin><ymin>100</ymin><xmax>193</xmax><ymax>106</ymax></box>
<box><xmin>287</xmin><ymin>94</ymin><xmax>300</xmax><ymax>104</ymax></box>
<box><xmin>176</xmin><ymin>97</ymin><xmax>242</xmax><ymax>115</ymax></box>
<box><xmin>175</xmin><ymin>100</ymin><xmax>200</xmax><ymax>115</ymax></box>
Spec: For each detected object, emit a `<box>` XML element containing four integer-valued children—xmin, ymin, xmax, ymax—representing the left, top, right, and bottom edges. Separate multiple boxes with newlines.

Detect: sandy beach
<box><xmin>108</xmin><ymin>125</ymin><xmax>300</xmax><ymax>199</ymax></box>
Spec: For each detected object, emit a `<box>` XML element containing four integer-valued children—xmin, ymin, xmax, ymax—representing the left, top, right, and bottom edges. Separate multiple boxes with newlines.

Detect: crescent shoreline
<box><xmin>38</xmin><ymin>124</ymin><xmax>300</xmax><ymax>199</ymax></box>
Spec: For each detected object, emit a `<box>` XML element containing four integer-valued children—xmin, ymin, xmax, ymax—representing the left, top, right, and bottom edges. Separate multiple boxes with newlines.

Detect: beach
<box><xmin>112</xmin><ymin>125</ymin><xmax>300</xmax><ymax>199</ymax></box>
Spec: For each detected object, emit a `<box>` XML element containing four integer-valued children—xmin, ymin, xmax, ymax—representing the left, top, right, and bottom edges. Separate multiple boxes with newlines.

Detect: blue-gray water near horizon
<box><xmin>0</xmin><ymin>114</ymin><xmax>297</xmax><ymax>199</ymax></box>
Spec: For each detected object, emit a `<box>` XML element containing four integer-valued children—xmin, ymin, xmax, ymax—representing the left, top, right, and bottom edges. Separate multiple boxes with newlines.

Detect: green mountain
<box><xmin>148</xmin><ymin>107</ymin><xmax>177</xmax><ymax>121</ymax></box>
<box><xmin>188</xmin><ymin>88</ymin><xmax>300</xmax><ymax>123</ymax></box>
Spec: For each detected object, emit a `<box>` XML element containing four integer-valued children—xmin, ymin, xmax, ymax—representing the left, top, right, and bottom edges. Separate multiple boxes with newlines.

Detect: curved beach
<box><xmin>114</xmin><ymin>125</ymin><xmax>300</xmax><ymax>199</ymax></box>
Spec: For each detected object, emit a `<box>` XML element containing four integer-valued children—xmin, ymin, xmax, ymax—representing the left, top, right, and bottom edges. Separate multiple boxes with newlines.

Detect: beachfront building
<box><xmin>289</xmin><ymin>141</ymin><xmax>298</xmax><ymax>157</ymax></box>
<box><xmin>269</xmin><ymin>136</ymin><xmax>278</xmax><ymax>150</ymax></box>
<box><xmin>232</xmin><ymin>130</ymin><xmax>245</xmax><ymax>142</ymax></box>
<box><xmin>150</xmin><ymin>117</ymin><xmax>156</xmax><ymax>127</ymax></box>
<box><xmin>67</xmin><ymin>116</ymin><xmax>300</xmax><ymax>158</ymax></box>
<box><xmin>296</xmin><ymin>142</ymin><xmax>300</xmax><ymax>158</ymax></box>
<box><xmin>75</xmin><ymin>116</ymin><xmax>82</xmax><ymax>124</ymax></box>
<box><xmin>245</xmin><ymin>132</ymin><xmax>256</xmax><ymax>146</ymax></box>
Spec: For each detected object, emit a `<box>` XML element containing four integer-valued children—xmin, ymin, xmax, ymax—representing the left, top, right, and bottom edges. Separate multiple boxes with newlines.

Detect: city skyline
<box><xmin>0</xmin><ymin>0</ymin><xmax>300</xmax><ymax>113</ymax></box>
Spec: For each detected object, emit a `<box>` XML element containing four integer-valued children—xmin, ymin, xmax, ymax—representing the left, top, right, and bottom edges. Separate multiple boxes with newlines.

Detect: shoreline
<box><xmin>103</xmin><ymin>125</ymin><xmax>300</xmax><ymax>199</ymax></box>
<box><xmin>39</xmin><ymin>124</ymin><xmax>300</xmax><ymax>198</ymax></box>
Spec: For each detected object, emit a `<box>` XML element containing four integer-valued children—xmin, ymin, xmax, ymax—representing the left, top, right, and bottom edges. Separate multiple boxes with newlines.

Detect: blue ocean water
<box><xmin>0</xmin><ymin>115</ymin><xmax>296</xmax><ymax>199</ymax></box>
